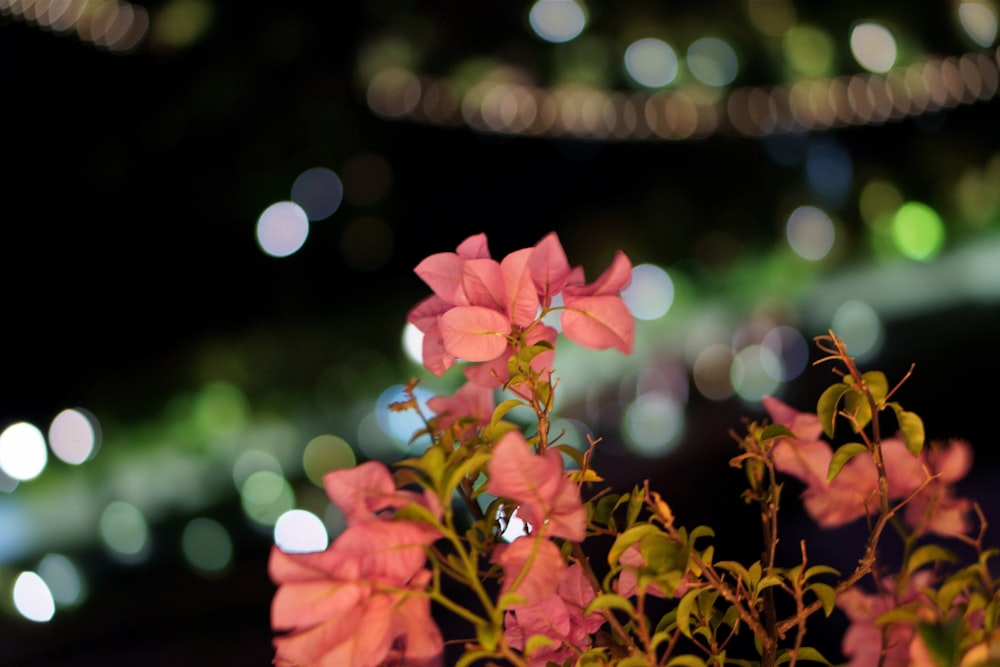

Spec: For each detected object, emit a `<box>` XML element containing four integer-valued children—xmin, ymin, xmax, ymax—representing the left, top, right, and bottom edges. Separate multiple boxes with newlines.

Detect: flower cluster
<box><xmin>269</xmin><ymin>232</ymin><xmax>1000</xmax><ymax>667</ymax></box>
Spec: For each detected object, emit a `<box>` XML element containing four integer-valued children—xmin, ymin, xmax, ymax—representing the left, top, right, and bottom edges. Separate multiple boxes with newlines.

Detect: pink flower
<box><xmin>270</xmin><ymin>461</ymin><xmax>444</xmax><ymax>666</ymax></box>
<box><xmin>837</xmin><ymin>571</ymin><xmax>934</xmax><ymax>667</ymax></box>
<box><xmin>270</xmin><ymin>522</ymin><xmax>443</xmax><ymax>666</ymax></box>
<box><xmin>426</xmin><ymin>381</ymin><xmax>495</xmax><ymax>437</ymax></box>
<box><xmin>407</xmin><ymin>232</ymin><xmax>635</xmax><ymax>377</ymax></box>
<box><xmin>763</xmin><ymin>398</ymin><xmax>974</xmax><ymax>534</ymax></box>
<box><xmin>485</xmin><ymin>430</ymin><xmax>587</xmax><ymax>542</ymax></box>
<box><xmin>501</xmin><ymin>561</ymin><xmax>605</xmax><ymax>667</ymax></box>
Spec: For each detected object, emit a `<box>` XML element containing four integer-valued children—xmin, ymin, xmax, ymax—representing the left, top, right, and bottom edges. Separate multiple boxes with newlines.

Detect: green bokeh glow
<box><xmin>890</xmin><ymin>201</ymin><xmax>946</xmax><ymax>261</ymax></box>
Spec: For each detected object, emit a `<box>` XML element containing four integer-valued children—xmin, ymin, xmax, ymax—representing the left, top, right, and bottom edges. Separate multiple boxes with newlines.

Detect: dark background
<box><xmin>3</xmin><ymin>1</ymin><xmax>1000</xmax><ymax>664</ymax></box>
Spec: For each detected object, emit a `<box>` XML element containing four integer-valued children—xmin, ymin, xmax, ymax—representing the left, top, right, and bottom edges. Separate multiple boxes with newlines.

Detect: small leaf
<box><xmin>827</xmin><ymin>442</ymin><xmax>868</xmax><ymax>482</ymax></box>
<box><xmin>716</xmin><ymin>560</ymin><xmax>751</xmax><ymax>588</ymax></box>
<box><xmin>907</xmin><ymin>544</ymin><xmax>957</xmax><ymax>575</ymax></box>
<box><xmin>807</xmin><ymin>583</ymin><xmax>838</xmax><ymax>617</ymax></box>
<box><xmin>843</xmin><ymin>387</ymin><xmax>873</xmax><ymax>432</ymax></box>
<box><xmin>861</xmin><ymin>371</ymin><xmax>889</xmax><ymax>405</ymax></box>
<box><xmin>608</xmin><ymin>524</ymin><xmax>664</xmax><ymax>566</ymax></box>
<box><xmin>803</xmin><ymin>564</ymin><xmax>841</xmax><ymax>581</ymax></box>
<box><xmin>677</xmin><ymin>586</ymin><xmax>706</xmax><ymax>638</ymax></box>
<box><xmin>817</xmin><ymin>382</ymin><xmax>851</xmax><ymax>438</ymax></box>
<box><xmin>475</xmin><ymin>621</ymin><xmax>501</xmax><ymax>651</ymax></box>
<box><xmin>490</xmin><ymin>399</ymin><xmax>526</xmax><ymax>429</ymax></box>
<box><xmin>664</xmin><ymin>656</ymin><xmax>708</xmax><ymax>667</ymax></box>
<box><xmin>524</xmin><ymin>633</ymin><xmax>556</xmax><ymax>658</ymax></box>
<box><xmin>756</xmin><ymin>574</ymin><xmax>784</xmax><ymax>594</ymax></box>
<box><xmin>889</xmin><ymin>402</ymin><xmax>926</xmax><ymax>456</ymax></box>
<box><xmin>875</xmin><ymin>604</ymin><xmax>920</xmax><ymax>626</ymax></box>
<box><xmin>776</xmin><ymin>647</ymin><xmax>831</xmax><ymax>665</ymax></box>
<box><xmin>583</xmin><ymin>593</ymin><xmax>635</xmax><ymax>618</ymax></box>
<box><xmin>759</xmin><ymin>423</ymin><xmax>796</xmax><ymax>441</ymax></box>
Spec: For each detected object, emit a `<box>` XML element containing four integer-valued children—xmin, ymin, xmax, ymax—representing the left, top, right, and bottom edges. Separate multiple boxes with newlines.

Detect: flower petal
<box><xmin>438</xmin><ymin>306</ymin><xmax>512</xmax><ymax>361</ymax></box>
<box><xmin>560</xmin><ymin>294</ymin><xmax>634</xmax><ymax>354</ymax></box>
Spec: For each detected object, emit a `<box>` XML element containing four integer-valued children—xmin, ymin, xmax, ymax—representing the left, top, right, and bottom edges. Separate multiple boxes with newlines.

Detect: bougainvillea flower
<box><xmin>837</xmin><ymin>570</ymin><xmax>934</xmax><ymax>667</ymax></box>
<box><xmin>270</xmin><ymin>523</ymin><xmax>443</xmax><ymax>666</ymax></box>
<box><xmin>491</xmin><ymin>535</ymin><xmax>566</xmax><ymax>605</ymax></box>
<box><xmin>764</xmin><ymin>396</ymin><xmax>975</xmax><ymax>533</ymax></box>
<box><xmin>502</xmin><ymin>562</ymin><xmax>604</xmax><ymax>667</ymax></box>
<box><xmin>485</xmin><ymin>430</ymin><xmax>586</xmax><ymax>542</ymax></box>
<box><xmin>322</xmin><ymin>460</ymin><xmax>441</xmax><ymax>527</ymax></box>
<box><xmin>407</xmin><ymin>231</ymin><xmax>635</xmax><ymax>376</ymax></box>
<box><xmin>426</xmin><ymin>380</ymin><xmax>495</xmax><ymax>437</ymax></box>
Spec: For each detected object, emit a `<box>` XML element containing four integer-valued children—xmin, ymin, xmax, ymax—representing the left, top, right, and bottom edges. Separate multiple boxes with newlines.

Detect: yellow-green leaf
<box><xmin>827</xmin><ymin>442</ymin><xmax>868</xmax><ymax>482</ymax></box>
<box><xmin>490</xmin><ymin>399</ymin><xmax>526</xmax><ymax>429</ymax></box>
<box><xmin>861</xmin><ymin>371</ymin><xmax>889</xmax><ymax>405</ymax></box>
<box><xmin>817</xmin><ymin>382</ymin><xmax>851</xmax><ymax>438</ymax></box>
<box><xmin>807</xmin><ymin>583</ymin><xmax>838</xmax><ymax>617</ymax></box>
<box><xmin>524</xmin><ymin>633</ymin><xmax>556</xmax><ymax>658</ymax></box>
<box><xmin>776</xmin><ymin>647</ymin><xmax>831</xmax><ymax>665</ymax></box>
<box><xmin>665</xmin><ymin>655</ymin><xmax>708</xmax><ymax>667</ymax></box>
<box><xmin>759</xmin><ymin>423</ymin><xmax>795</xmax><ymax>442</ymax></box>
<box><xmin>907</xmin><ymin>544</ymin><xmax>957</xmax><ymax>575</ymax></box>
<box><xmin>889</xmin><ymin>402</ymin><xmax>925</xmax><ymax>456</ymax></box>
<box><xmin>583</xmin><ymin>593</ymin><xmax>635</xmax><ymax>618</ymax></box>
<box><xmin>677</xmin><ymin>586</ymin><xmax>705</xmax><ymax>638</ymax></box>
<box><xmin>608</xmin><ymin>524</ymin><xmax>663</xmax><ymax>566</ymax></box>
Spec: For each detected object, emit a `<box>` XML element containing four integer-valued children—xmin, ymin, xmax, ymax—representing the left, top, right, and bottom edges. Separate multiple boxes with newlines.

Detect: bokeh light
<box><xmin>528</xmin><ymin>0</ymin><xmax>587</xmax><ymax>44</ymax></box>
<box><xmin>256</xmin><ymin>201</ymin><xmax>309</xmax><ymax>257</ymax></box>
<box><xmin>47</xmin><ymin>408</ymin><xmax>101</xmax><ymax>465</ymax></box>
<box><xmin>12</xmin><ymin>571</ymin><xmax>55</xmax><ymax>622</ymax></box>
<box><xmin>850</xmin><ymin>21</ymin><xmax>897</xmax><ymax>73</ymax></box>
<box><xmin>402</xmin><ymin>323</ymin><xmax>424</xmax><ymax>365</ymax></box>
<box><xmin>621</xmin><ymin>264</ymin><xmax>674</xmax><ymax>320</ymax></box>
<box><xmin>692</xmin><ymin>343</ymin><xmax>736</xmax><ymax>401</ymax></box>
<box><xmin>958</xmin><ymin>1</ymin><xmax>999</xmax><ymax>47</ymax></box>
<box><xmin>831</xmin><ymin>299</ymin><xmax>884</xmax><ymax>360</ymax></box>
<box><xmin>99</xmin><ymin>500</ymin><xmax>150</xmax><ymax>562</ymax></box>
<box><xmin>623</xmin><ymin>392</ymin><xmax>684</xmax><ymax>457</ymax></box>
<box><xmin>761</xmin><ymin>325</ymin><xmax>810</xmax><ymax>382</ymax></box>
<box><xmin>786</xmin><ymin>205</ymin><xmax>835</xmax><ymax>260</ymax></box>
<box><xmin>731</xmin><ymin>345</ymin><xmax>781</xmax><ymax>402</ymax></box>
<box><xmin>290</xmin><ymin>166</ymin><xmax>343</xmax><ymax>221</ymax></box>
<box><xmin>232</xmin><ymin>449</ymin><xmax>283</xmax><ymax>492</ymax></box>
<box><xmin>624</xmin><ymin>38</ymin><xmax>679</xmax><ymax>88</ymax></box>
<box><xmin>302</xmin><ymin>434</ymin><xmax>356</xmax><ymax>487</ymax></box>
<box><xmin>181</xmin><ymin>517</ymin><xmax>233</xmax><ymax>574</ymax></box>
<box><xmin>686</xmin><ymin>37</ymin><xmax>739</xmax><ymax>87</ymax></box>
<box><xmin>0</xmin><ymin>421</ymin><xmax>47</xmax><ymax>481</ymax></box>
<box><xmin>782</xmin><ymin>25</ymin><xmax>835</xmax><ymax>78</ymax></box>
<box><xmin>274</xmin><ymin>509</ymin><xmax>329</xmax><ymax>553</ymax></box>
<box><xmin>240</xmin><ymin>470</ymin><xmax>295</xmax><ymax>527</ymax></box>
<box><xmin>890</xmin><ymin>201</ymin><xmax>945</xmax><ymax>261</ymax></box>
<box><xmin>37</xmin><ymin>553</ymin><xmax>85</xmax><ymax>608</ymax></box>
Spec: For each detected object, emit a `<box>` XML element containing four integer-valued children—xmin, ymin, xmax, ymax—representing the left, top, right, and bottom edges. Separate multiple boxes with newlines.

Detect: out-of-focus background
<box><xmin>3</xmin><ymin>1</ymin><xmax>1000</xmax><ymax>664</ymax></box>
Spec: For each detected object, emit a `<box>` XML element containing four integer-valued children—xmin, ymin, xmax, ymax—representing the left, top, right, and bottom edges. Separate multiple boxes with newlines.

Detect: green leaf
<box><xmin>907</xmin><ymin>544</ymin><xmax>957</xmax><ymax>575</ymax></box>
<box><xmin>875</xmin><ymin>604</ymin><xmax>921</xmax><ymax>626</ymax></box>
<box><xmin>715</xmin><ymin>560</ymin><xmax>751</xmax><ymax>588</ymax></box>
<box><xmin>677</xmin><ymin>586</ymin><xmax>706</xmax><ymax>638</ymax></box>
<box><xmin>807</xmin><ymin>583</ymin><xmax>838</xmax><ymax>617</ymax></box>
<box><xmin>524</xmin><ymin>633</ymin><xmax>556</xmax><ymax>658</ymax></box>
<box><xmin>756</xmin><ymin>574</ymin><xmax>784</xmax><ymax>594</ymax></box>
<box><xmin>664</xmin><ymin>655</ymin><xmax>707</xmax><ymax>667</ymax></box>
<box><xmin>861</xmin><ymin>371</ymin><xmax>889</xmax><ymax>405</ymax></box>
<box><xmin>444</xmin><ymin>449</ymin><xmax>493</xmax><ymax>497</ymax></box>
<box><xmin>803</xmin><ymin>564</ymin><xmax>840</xmax><ymax>580</ymax></box>
<box><xmin>759</xmin><ymin>423</ymin><xmax>795</xmax><ymax>441</ymax></box>
<box><xmin>889</xmin><ymin>402</ymin><xmax>925</xmax><ymax>456</ymax></box>
<box><xmin>620</xmin><ymin>656</ymin><xmax>663</xmax><ymax>667</ymax></box>
<box><xmin>827</xmin><ymin>442</ymin><xmax>868</xmax><ymax>482</ymax></box>
<box><xmin>817</xmin><ymin>382</ymin><xmax>852</xmax><ymax>438</ymax></box>
<box><xmin>583</xmin><ymin>593</ymin><xmax>635</xmax><ymax>618</ymax></box>
<box><xmin>456</xmin><ymin>649</ymin><xmax>499</xmax><ymax>667</ymax></box>
<box><xmin>608</xmin><ymin>524</ymin><xmax>664</xmax><ymax>566</ymax></box>
<box><xmin>842</xmin><ymin>386</ymin><xmax>873</xmax><ymax>432</ymax></box>
<box><xmin>776</xmin><ymin>647</ymin><xmax>831</xmax><ymax>665</ymax></box>
<box><xmin>490</xmin><ymin>399</ymin><xmax>526</xmax><ymax>429</ymax></box>
<box><xmin>475</xmin><ymin>621</ymin><xmax>501</xmax><ymax>651</ymax></box>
